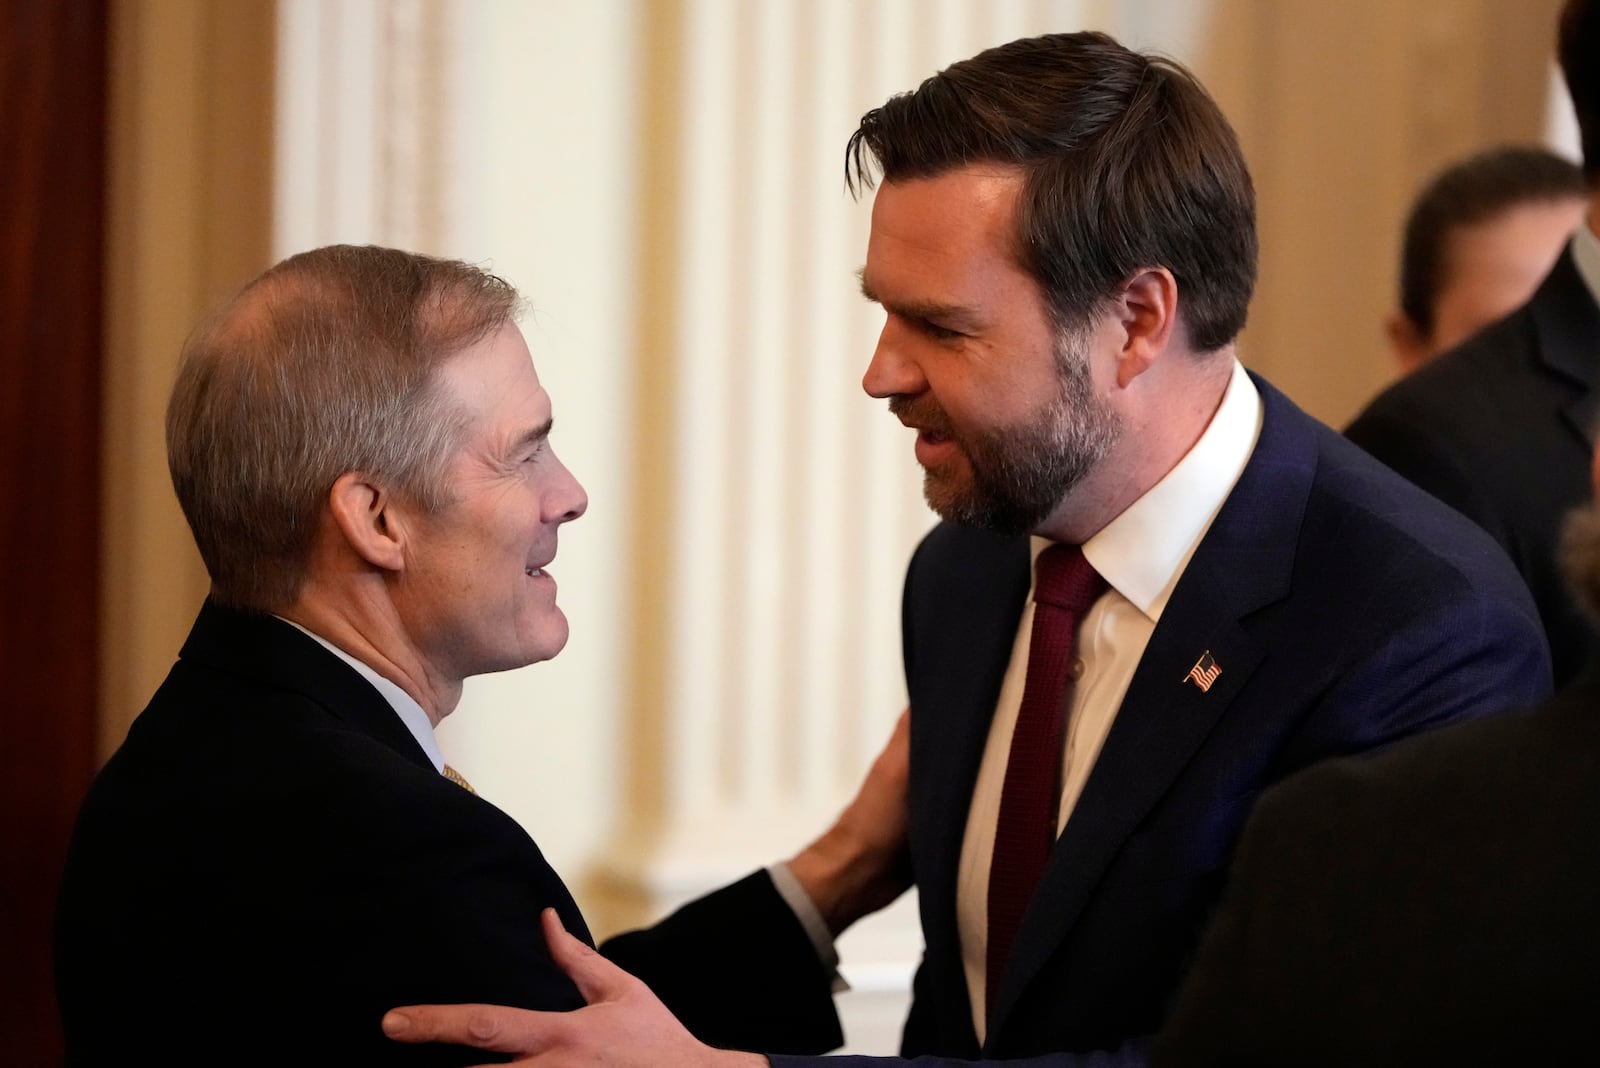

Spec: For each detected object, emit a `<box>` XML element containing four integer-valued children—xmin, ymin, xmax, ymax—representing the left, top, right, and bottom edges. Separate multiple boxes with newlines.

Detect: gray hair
<box><xmin>166</xmin><ymin>244</ymin><xmax>522</xmax><ymax>611</ymax></box>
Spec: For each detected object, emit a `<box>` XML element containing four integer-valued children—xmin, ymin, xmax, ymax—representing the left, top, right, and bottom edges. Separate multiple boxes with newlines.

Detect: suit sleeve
<box><xmin>1286</xmin><ymin>550</ymin><xmax>1550</xmax><ymax>762</ymax></box>
<box><xmin>600</xmin><ymin>870</ymin><xmax>844</xmax><ymax>1054</ymax></box>
<box><xmin>218</xmin><ymin>745</ymin><xmax>597</xmax><ymax>1066</ymax></box>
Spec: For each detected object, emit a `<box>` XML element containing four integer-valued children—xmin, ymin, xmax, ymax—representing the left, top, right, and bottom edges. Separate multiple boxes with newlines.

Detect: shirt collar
<box><xmin>1055</xmin><ymin>358</ymin><xmax>1261</xmax><ymax>622</ymax></box>
<box><xmin>276</xmin><ymin>617</ymin><xmax>445</xmax><ymax>773</ymax></box>
<box><xmin>1571</xmin><ymin>218</ymin><xmax>1600</xmax><ymax>309</ymax></box>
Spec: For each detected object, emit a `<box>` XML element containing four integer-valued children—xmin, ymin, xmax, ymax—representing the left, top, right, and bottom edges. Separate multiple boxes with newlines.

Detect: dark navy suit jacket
<box><xmin>747</xmin><ymin>373</ymin><xmax>1552</xmax><ymax>1067</ymax></box>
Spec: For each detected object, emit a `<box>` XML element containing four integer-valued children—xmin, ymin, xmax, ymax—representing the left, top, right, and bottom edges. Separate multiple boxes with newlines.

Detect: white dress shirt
<box><xmin>956</xmin><ymin>358</ymin><xmax>1263</xmax><ymax>1038</ymax></box>
<box><xmin>278</xmin><ymin>618</ymin><xmax>445</xmax><ymax>774</ymax></box>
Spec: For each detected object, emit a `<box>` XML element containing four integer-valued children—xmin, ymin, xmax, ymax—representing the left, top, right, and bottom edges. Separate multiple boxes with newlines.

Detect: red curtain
<box><xmin>0</xmin><ymin>1</ymin><xmax>107</xmax><ymax>1062</ymax></box>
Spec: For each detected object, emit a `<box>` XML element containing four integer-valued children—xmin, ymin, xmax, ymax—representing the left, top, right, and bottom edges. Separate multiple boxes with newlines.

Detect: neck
<box><xmin>1035</xmin><ymin>349</ymin><xmax>1235</xmax><ymax>544</ymax></box>
<box><xmin>279</xmin><ymin>584</ymin><xmax>461</xmax><ymax>726</ymax></box>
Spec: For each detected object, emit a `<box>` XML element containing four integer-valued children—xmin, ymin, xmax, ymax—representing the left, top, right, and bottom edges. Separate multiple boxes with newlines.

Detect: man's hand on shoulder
<box><xmin>384</xmin><ymin>909</ymin><xmax>767</xmax><ymax>1067</ymax></box>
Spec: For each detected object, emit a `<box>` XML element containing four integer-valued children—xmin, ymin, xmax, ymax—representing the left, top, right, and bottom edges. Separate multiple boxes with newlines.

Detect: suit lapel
<box><xmin>1529</xmin><ymin>248</ymin><xmax>1600</xmax><ymax>448</ymax></box>
<box><xmin>905</xmin><ymin>527</ymin><xmax>1032</xmax><ymax>1018</ymax></box>
<box><xmin>179</xmin><ymin>598</ymin><xmax>438</xmax><ymax>774</ymax></box>
<box><xmin>987</xmin><ymin>377</ymin><xmax>1314</xmax><ymax>1037</ymax></box>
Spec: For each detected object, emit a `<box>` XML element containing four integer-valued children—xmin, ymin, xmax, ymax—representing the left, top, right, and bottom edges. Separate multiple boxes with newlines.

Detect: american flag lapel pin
<box><xmin>1184</xmin><ymin>650</ymin><xmax>1221</xmax><ymax>693</ymax></box>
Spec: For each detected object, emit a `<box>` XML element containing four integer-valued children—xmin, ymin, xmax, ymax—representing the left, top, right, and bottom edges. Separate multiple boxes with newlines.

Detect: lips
<box><xmin>913</xmin><ymin>429</ymin><xmax>962</xmax><ymax>469</ymax></box>
<box><xmin>890</xmin><ymin>397</ymin><xmax>960</xmax><ymax>467</ymax></box>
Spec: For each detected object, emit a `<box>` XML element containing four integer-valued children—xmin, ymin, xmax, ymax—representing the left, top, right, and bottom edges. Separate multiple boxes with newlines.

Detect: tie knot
<box><xmin>1033</xmin><ymin>543</ymin><xmax>1104</xmax><ymax>614</ymax></box>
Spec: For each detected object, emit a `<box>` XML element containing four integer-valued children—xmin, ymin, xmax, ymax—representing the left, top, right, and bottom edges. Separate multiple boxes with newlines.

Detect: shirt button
<box><xmin>1070</xmin><ymin>658</ymin><xmax>1086</xmax><ymax>681</ymax></box>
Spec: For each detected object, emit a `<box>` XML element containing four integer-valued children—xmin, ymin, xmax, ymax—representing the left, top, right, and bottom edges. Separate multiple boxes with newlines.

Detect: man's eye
<box><xmin>922</xmin><ymin>320</ymin><xmax>963</xmax><ymax>341</ymax></box>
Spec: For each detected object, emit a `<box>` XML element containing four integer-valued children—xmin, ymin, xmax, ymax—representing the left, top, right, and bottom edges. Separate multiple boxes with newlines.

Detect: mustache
<box><xmin>888</xmin><ymin>395</ymin><xmax>956</xmax><ymax>437</ymax></box>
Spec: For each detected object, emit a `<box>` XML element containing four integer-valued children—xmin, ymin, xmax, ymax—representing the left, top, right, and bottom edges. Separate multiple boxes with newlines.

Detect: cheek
<box><xmin>927</xmin><ymin>365</ymin><xmax>1000</xmax><ymax>424</ymax></box>
<box><xmin>941</xmin><ymin>378</ymin><xmax>1044</xmax><ymax>437</ymax></box>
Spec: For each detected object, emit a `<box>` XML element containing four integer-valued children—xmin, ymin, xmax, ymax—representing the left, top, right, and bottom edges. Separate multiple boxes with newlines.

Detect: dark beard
<box><xmin>892</xmin><ymin>335</ymin><xmax>1121</xmax><ymax>535</ymax></box>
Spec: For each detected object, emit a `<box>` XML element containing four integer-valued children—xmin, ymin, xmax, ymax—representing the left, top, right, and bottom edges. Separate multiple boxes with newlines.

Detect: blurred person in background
<box><xmin>1385</xmin><ymin>145</ymin><xmax>1586</xmax><ymax>375</ymax></box>
<box><xmin>1349</xmin><ymin>0</ymin><xmax>1600</xmax><ymax>690</ymax></box>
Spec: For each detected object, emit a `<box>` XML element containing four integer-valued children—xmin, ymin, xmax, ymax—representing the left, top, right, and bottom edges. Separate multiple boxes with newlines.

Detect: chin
<box><xmin>521</xmin><ymin>612</ymin><xmax>571</xmax><ymax>665</ymax></box>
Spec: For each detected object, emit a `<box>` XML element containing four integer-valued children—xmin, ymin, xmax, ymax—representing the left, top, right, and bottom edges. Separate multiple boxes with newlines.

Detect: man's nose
<box><xmin>862</xmin><ymin>321</ymin><xmax>925</xmax><ymax>399</ymax></box>
<box><xmin>547</xmin><ymin>454</ymin><xmax>588</xmax><ymax>524</ymax></box>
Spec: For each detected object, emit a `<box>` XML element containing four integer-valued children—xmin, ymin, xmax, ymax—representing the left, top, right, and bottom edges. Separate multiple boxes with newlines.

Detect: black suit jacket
<box><xmin>1152</xmin><ymin>671</ymin><xmax>1600</xmax><ymax>1066</ymax></box>
<box><xmin>1346</xmin><ymin>247</ymin><xmax>1600</xmax><ymax>687</ymax></box>
<box><xmin>56</xmin><ymin>602</ymin><xmax>592</xmax><ymax>1065</ymax></box>
<box><xmin>761</xmin><ymin>374</ymin><xmax>1551</xmax><ymax>1068</ymax></box>
<box><xmin>55</xmin><ymin>602</ymin><xmax>837</xmax><ymax>1064</ymax></box>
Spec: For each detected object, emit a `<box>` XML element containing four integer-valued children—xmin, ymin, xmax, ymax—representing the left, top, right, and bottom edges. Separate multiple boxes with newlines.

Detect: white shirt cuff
<box><xmin>766</xmin><ymin>862</ymin><xmax>849</xmax><ymax>993</ymax></box>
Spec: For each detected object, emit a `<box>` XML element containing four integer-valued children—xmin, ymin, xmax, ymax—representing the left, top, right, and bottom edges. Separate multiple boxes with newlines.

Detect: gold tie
<box><xmin>442</xmin><ymin>763</ymin><xmax>477</xmax><ymax>794</ymax></box>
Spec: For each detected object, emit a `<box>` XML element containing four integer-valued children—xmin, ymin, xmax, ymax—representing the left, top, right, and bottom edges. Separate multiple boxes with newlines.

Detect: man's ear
<box><xmin>1113</xmin><ymin>267</ymin><xmax>1178</xmax><ymax>389</ymax></box>
<box><xmin>328</xmin><ymin>471</ymin><xmax>406</xmax><ymax>572</ymax></box>
<box><xmin>1385</xmin><ymin>310</ymin><xmax>1429</xmax><ymax>375</ymax></box>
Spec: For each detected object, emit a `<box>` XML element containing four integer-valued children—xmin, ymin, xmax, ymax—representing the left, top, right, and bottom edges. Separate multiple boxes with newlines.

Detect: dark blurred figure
<box><xmin>1386</xmin><ymin>145</ymin><xmax>1586</xmax><ymax>373</ymax></box>
<box><xmin>1348</xmin><ymin>1</ymin><xmax>1600</xmax><ymax>689</ymax></box>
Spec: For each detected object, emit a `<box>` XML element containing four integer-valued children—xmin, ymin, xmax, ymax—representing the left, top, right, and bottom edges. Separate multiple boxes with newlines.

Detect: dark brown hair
<box><xmin>846</xmin><ymin>31</ymin><xmax>1257</xmax><ymax>353</ymax></box>
<box><xmin>167</xmin><ymin>244</ymin><xmax>522</xmax><ymax>611</ymax></box>
<box><xmin>1560</xmin><ymin>0</ymin><xmax>1600</xmax><ymax>181</ymax></box>
<box><xmin>1398</xmin><ymin>146</ymin><xmax>1587</xmax><ymax>337</ymax></box>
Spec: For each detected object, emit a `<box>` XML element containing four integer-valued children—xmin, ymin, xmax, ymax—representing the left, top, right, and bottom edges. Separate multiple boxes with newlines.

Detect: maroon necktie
<box><xmin>986</xmin><ymin>543</ymin><xmax>1105</xmax><ymax>1023</ymax></box>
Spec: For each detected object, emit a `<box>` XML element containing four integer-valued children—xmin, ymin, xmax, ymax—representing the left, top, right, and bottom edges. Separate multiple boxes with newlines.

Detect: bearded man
<box><xmin>823</xmin><ymin>34</ymin><xmax>1550</xmax><ymax>1061</ymax></box>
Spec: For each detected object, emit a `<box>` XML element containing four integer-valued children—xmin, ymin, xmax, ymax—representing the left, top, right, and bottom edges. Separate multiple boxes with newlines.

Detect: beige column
<box><xmin>274</xmin><ymin>0</ymin><xmax>452</xmax><ymax>255</ymax></box>
<box><xmin>101</xmin><ymin>0</ymin><xmax>275</xmax><ymax>755</ymax></box>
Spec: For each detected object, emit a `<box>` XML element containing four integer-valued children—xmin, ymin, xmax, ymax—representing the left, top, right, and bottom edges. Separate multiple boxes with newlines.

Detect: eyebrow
<box><xmin>858</xmin><ymin>270</ymin><xmax>975</xmax><ymax>325</ymax></box>
<box><xmin>512</xmin><ymin>418</ymin><xmax>554</xmax><ymax>452</ymax></box>
<box><xmin>857</xmin><ymin>268</ymin><xmax>877</xmax><ymax>303</ymax></box>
